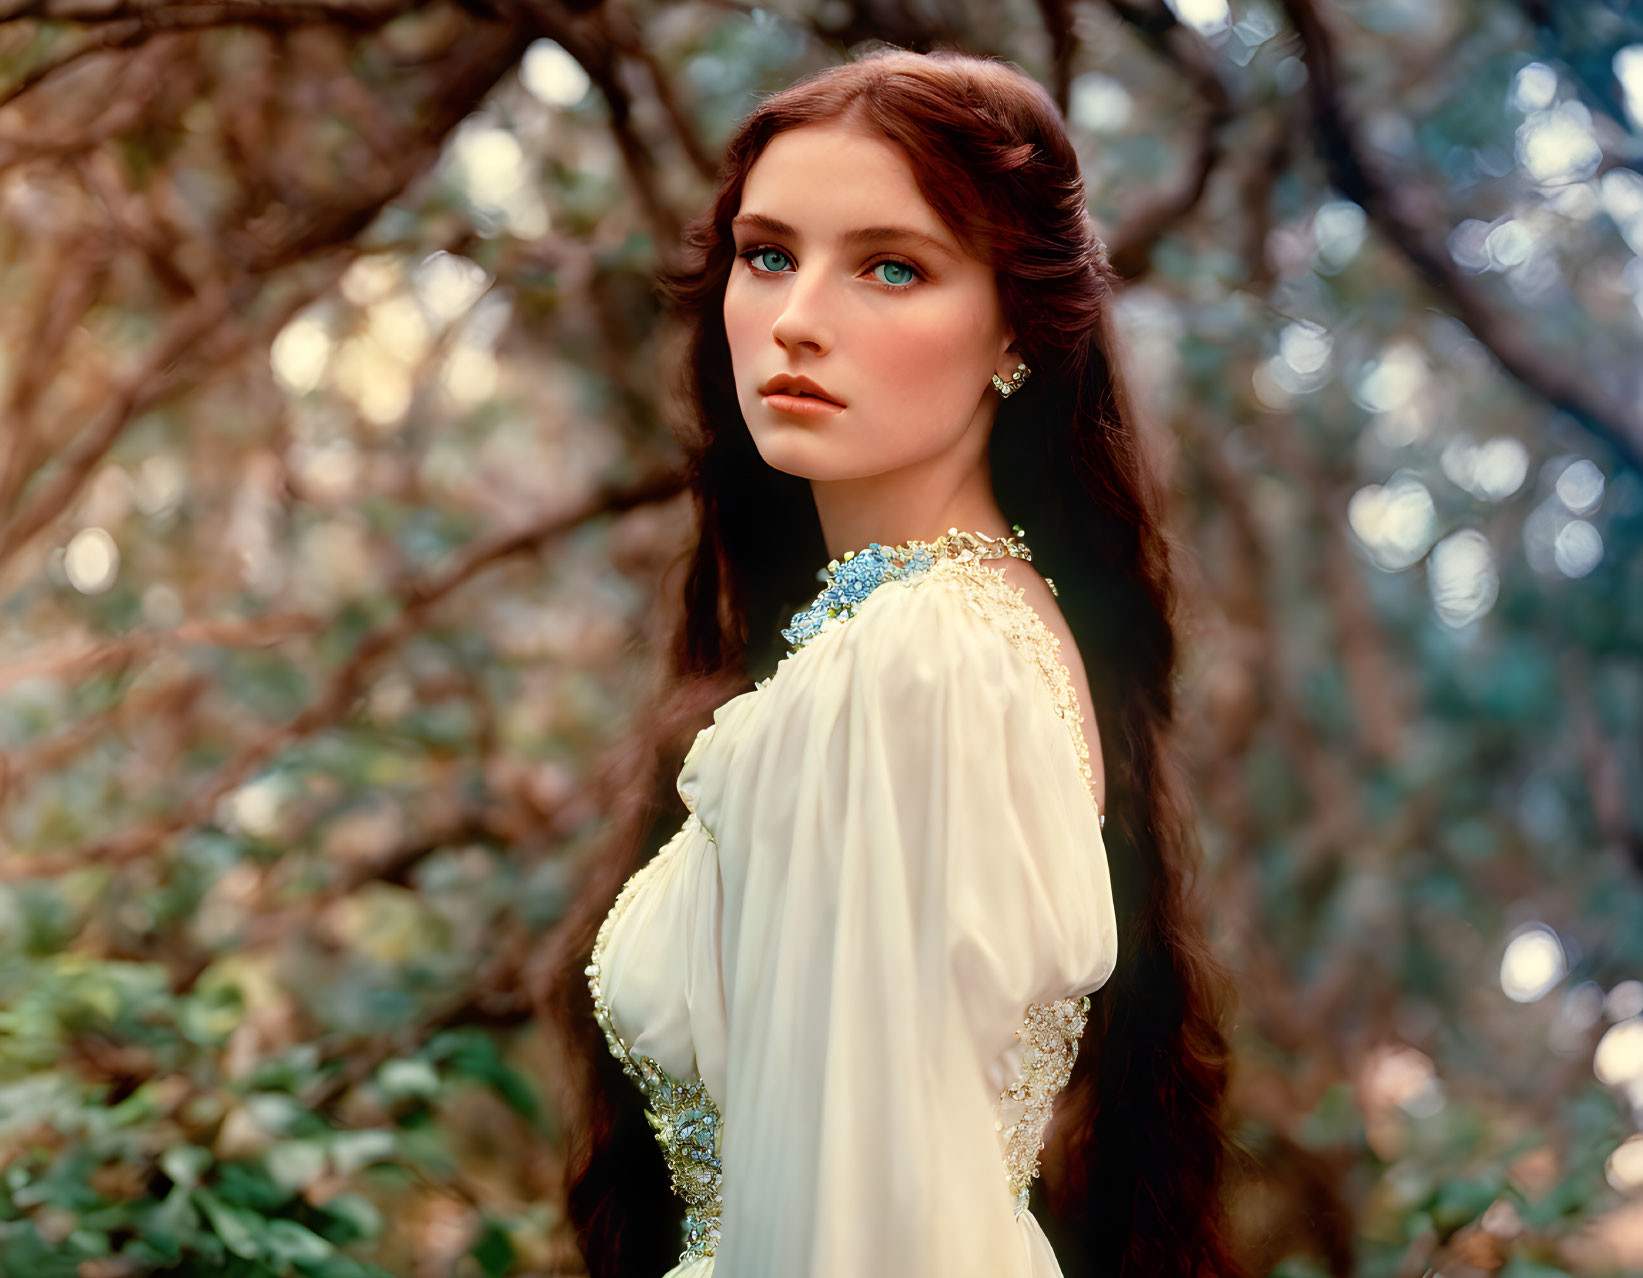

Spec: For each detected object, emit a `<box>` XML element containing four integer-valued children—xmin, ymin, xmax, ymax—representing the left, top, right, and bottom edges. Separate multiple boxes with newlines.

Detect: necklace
<box><xmin>781</xmin><ymin>525</ymin><xmax>1045</xmax><ymax>652</ymax></box>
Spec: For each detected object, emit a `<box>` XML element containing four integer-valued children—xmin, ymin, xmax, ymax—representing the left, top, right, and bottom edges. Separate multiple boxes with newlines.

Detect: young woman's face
<box><xmin>723</xmin><ymin>122</ymin><xmax>1017</xmax><ymax>482</ymax></box>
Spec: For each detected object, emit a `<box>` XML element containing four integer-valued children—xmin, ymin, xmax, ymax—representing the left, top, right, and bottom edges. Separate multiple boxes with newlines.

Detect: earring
<box><xmin>992</xmin><ymin>362</ymin><xmax>1030</xmax><ymax>398</ymax></box>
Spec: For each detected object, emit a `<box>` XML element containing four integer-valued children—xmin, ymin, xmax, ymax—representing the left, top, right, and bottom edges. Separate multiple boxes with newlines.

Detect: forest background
<box><xmin>1</xmin><ymin>0</ymin><xmax>1641</xmax><ymax>1274</ymax></box>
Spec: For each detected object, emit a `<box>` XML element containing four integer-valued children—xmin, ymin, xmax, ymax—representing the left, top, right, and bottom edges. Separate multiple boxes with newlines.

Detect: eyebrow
<box><xmin>730</xmin><ymin>212</ymin><xmax>958</xmax><ymax>261</ymax></box>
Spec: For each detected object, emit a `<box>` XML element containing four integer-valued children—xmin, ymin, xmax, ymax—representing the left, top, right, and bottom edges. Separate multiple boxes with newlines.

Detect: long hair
<box><xmin>542</xmin><ymin>45</ymin><xmax>1245</xmax><ymax>1278</ymax></box>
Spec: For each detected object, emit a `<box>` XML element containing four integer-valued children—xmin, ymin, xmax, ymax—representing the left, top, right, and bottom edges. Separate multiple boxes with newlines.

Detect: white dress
<box><xmin>586</xmin><ymin>530</ymin><xmax>1118</xmax><ymax>1276</ymax></box>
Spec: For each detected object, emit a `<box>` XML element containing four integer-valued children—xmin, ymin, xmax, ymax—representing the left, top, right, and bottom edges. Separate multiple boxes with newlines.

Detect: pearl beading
<box><xmin>997</xmin><ymin>994</ymin><xmax>1093</xmax><ymax>1215</ymax></box>
<box><xmin>587</xmin><ymin>528</ymin><xmax>1106</xmax><ymax>1259</ymax></box>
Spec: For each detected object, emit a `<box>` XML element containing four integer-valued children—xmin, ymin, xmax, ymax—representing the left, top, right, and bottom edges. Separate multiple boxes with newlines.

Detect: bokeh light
<box><xmin>1500</xmin><ymin>925</ymin><xmax>1566</xmax><ymax>1003</ymax></box>
<box><xmin>1616</xmin><ymin>44</ymin><xmax>1643</xmax><ymax>131</ymax></box>
<box><xmin>1070</xmin><ymin>73</ymin><xmax>1133</xmax><ymax>133</ymax></box>
<box><xmin>1509</xmin><ymin>62</ymin><xmax>1557</xmax><ymax>114</ymax></box>
<box><xmin>1610</xmin><ymin>981</ymin><xmax>1643</xmax><ymax>1022</ymax></box>
<box><xmin>1313</xmin><ymin>199</ymin><xmax>1367</xmax><ymax>271</ymax></box>
<box><xmin>1516</xmin><ymin>100</ymin><xmax>1602</xmax><ymax>185</ymax></box>
<box><xmin>1353</xmin><ymin>340</ymin><xmax>1429</xmax><ymax>414</ymax></box>
<box><xmin>414</xmin><ymin>251</ymin><xmax>490</xmax><ymax>324</ymax></box>
<box><xmin>1605</xmin><ymin>1134</ymin><xmax>1643</xmax><ymax>1192</ymax></box>
<box><xmin>1440</xmin><ymin>435</ymin><xmax>1529</xmax><ymax>501</ymax></box>
<box><xmin>1599</xmin><ymin>168</ymin><xmax>1643</xmax><ymax>256</ymax></box>
<box><xmin>63</xmin><ymin>527</ymin><xmax>119</xmax><ymax>595</ymax></box>
<box><xmin>1348</xmin><ymin>472</ymin><xmax>1437</xmax><ymax>571</ymax></box>
<box><xmin>444</xmin><ymin>120</ymin><xmax>549</xmax><ymax>239</ymax></box>
<box><xmin>270</xmin><ymin>314</ymin><xmax>332</xmax><ymax>396</ymax></box>
<box><xmin>1428</xmin><ymin>528</ymin><xmax>1499</xmax><ymax>628</ymax></box>
<box><xmin>1555</xmin><ymin>457</ymin><xmax>1605</xmax><ymax>514</ymax></box>
<box><xmin>1164</xmin><ymin>0</ymin><xmax>1230</xmax><ymax>38</ymax></box>
<box><xmin>221</xmin><ymin>775</ymin><xmax>289</xmax><ymax>842</ymax></box>
<box><xmin>1595</xmin><ymin>1018</ymin><xmax>1643</xmax><ymax>1088</ymax></box>
<box><xmin>521</xmin><ymin>39</ymin><xmax>591</xmax><ymax>107</ymax></box>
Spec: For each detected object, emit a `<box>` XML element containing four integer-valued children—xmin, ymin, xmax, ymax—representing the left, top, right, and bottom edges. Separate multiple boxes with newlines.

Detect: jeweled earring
<box><xmin>992</xmin><ymin>362</ymin><xmax>1031</xmax><ymax>398</ymax></box>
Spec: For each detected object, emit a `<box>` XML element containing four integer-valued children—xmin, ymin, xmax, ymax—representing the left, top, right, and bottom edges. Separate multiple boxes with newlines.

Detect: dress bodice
<box><xmin>586</xmin><ymin>528</ymin><xmax>1116</xmax><ymax>1276</ymax></box>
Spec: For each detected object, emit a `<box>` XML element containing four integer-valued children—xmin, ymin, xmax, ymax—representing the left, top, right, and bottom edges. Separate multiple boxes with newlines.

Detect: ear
<box><xmin>997</xmin><ymin>326</ymin><xmax>1021</xmax><ymax>376</ymax></box>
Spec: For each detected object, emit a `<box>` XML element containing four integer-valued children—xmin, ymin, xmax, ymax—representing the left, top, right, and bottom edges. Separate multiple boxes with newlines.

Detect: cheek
<box><xmin>866</xmin><ymin>304</ymin><xmax>980</xmax><ymax>372</ymax></box>
<box><xmin>723</xmin><ymin>279</ymin><xmax>767</xmax><ymax>372</ymax></box>
<box><xmin>855</xmin><ymin>296</ymin><xmax>995</xmax><ymax>409</ymax></box>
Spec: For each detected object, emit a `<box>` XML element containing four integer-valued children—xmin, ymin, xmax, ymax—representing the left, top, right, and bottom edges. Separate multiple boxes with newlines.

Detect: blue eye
<box><xmin>746</xmin><ymin>247</ymin><xmax>792</xmax><ymax>273</ymax></box>
<box><xmin>873</xmin><ymin>260</ymin><xmax>917</xmax><ymax>286</ymax></box>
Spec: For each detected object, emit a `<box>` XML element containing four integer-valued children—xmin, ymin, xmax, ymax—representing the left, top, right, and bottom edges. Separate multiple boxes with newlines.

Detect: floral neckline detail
<box><xmin>780</xmin><ymin>525</ymin><xmax>1047</xmax><ymax>652</ymax></box>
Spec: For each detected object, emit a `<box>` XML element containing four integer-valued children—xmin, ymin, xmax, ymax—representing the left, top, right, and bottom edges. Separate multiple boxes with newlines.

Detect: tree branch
<box><xmin>1095</xmin><ymin>0</ymin><xmax>1235</xmax><ymax>281</ymax></box>
<box><xmin>0</xmin><ymin>466</ymin><xmax>687</xmax><ymax>882</ymax></box>
<box><xmin>1278</xmin><ymin>0</ymin><xmax>1643</xmax><ymax>470</ymax></box>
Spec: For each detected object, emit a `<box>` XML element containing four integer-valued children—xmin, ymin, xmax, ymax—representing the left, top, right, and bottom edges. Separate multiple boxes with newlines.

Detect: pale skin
<box><xmin>722</xmin><ymin>120</ymin><xmax>1107</xmax><ymax>812</ymax></box>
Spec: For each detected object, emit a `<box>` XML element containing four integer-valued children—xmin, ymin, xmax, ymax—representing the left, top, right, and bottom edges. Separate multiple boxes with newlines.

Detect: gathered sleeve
<box><xmin>700</xmin><ymin>569</ymin><xmax>1118</xmax><ymax>1277</ymax></box>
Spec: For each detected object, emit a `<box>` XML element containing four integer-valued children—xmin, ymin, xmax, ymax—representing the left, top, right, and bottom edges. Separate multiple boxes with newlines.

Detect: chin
<box><xmin>747</xmin><ymin>430</ymin><xmax>832</xmax><ymax>481</ymax></box>
<box><xmin>750</xmin><ymin>437</ymin><xmax>907</xmax><ymax>484</ymax></box>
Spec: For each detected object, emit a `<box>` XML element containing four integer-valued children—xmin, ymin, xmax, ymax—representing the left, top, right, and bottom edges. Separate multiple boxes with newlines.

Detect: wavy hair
<box><xmin>543</xmin><ymin>45</ymin><xmax>1245</xmax><ymax>1278</ymax></box>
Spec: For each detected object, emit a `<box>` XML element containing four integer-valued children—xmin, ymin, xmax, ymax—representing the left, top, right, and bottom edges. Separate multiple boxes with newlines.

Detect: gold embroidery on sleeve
<box><xmin>586</xmin><ymin>816</ymin><xmax>724</xmax><ymax>1262</ymax></box>
<box><xmin>995</xmin><ymin>995</ymin><xmax>1093</xmax><ymax>1215</ymax></box>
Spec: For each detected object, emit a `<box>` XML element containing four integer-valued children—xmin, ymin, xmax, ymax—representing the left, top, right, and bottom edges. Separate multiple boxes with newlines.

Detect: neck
<box><xmin>809</xmin><ymin>449</ymin><xmax>1011</xmax><ymax>562</ymax></box>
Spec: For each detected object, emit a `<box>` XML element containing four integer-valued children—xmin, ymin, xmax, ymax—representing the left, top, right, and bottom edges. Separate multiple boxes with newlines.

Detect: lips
<box><xmin>759</xmin><ymin>374</ymin><xmax>845</xmax><ymax>406</ymax></box>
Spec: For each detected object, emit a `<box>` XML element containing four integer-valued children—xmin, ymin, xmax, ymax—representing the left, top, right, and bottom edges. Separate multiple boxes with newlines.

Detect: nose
<box><xmin>768</xmin><ymin>266</ymin><xmax>834</xmax><ymax>357</ymax></box>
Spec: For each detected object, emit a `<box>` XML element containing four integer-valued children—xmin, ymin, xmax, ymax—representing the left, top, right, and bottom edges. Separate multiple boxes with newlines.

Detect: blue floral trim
<box><xmin>780</xmin><ymin>527</ymin><xmax>1032</xmax><ymax>653</ymax></box>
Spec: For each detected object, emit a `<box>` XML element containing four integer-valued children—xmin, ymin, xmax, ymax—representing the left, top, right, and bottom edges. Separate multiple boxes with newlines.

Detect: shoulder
<box><xmin>810</xmin><ymin>559</ymin><xmax>1038</xmax><ymax>698</ymax></box>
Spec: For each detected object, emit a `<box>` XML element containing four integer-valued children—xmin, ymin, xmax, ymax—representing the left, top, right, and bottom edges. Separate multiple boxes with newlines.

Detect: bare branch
<box><xmin>603</xmin><ymin>6</ymin><xmax>719</xmax><ymax>182</ymax></box>
<box><xmin>1277</xmin><ymin>0</ymin><xmax>1643</xmax><ymax>470</ymax></box>
<box><xmin>0</xmin><ymin>34</ymin><xmax>180</xmax><ymax>172</ymax></box>
<box><xmin>513</xmin><ymin>0</ymin><xmax>681</xmax><ymax>253</ymax></box>
<box><xmin>0</xmin><ymin>466</ymin><xmax>687</xmax><ymax>882</ymax></box>
<box><xmin>1100</xmin><ymin>0</ymin><xmax>1230</xmax><ymax>110</ymax></box>
<box><xmin>0</xmin><ymin>20</ymin><xmax>150</xmax><ymax>110</ymax></box>
<box><xmin>0</xmin><ymin>284</ymin><xmax>231</xmax><ymax>573</ymax></box>
<box><xmin>0</xmin><ymin>612</ymin><xmax>319</xmax><ymax>702</ymax></box>
<box><xmin>1107</xmin><ymin>99</ymin><xmax>1229</xmax><ymax>279</ymax></box>
<box><xmin>0</xmin><ymin>240</ymin><xmax>114</xmax><ymax>513</ymax></box>
<box><xmin>1030</xmin><ymin>0</ymin><xmax>1077</xmax><ymax>115</ymax></box>
<box><xmin>1094</xmin><ymin>0</ymin><xmax>1235</xmax><ymax>281</ymax></box>
<box><xmin>0</xmin><ymin>0</ymin><xmax>415</xmax><ymax>27</ymax></box>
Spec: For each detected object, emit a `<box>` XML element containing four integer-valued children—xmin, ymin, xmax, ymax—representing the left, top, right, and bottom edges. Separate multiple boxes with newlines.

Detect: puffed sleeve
<box><xmin>700</xmin><ymin>568</ymin><xmax>1117</xmax><ymax>1276</ymax></box>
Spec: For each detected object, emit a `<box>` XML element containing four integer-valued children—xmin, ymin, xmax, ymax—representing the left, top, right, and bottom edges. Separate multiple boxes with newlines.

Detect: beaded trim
<box><xmin>586</xmin><ymin>818</ymin><xmax>724</xmax><ymax>1262</ymax></box>
<box><xmin>921</xmin><ymin>555</ymin><xmax>1101</xmax><ymax>818</ymax></box>
<box><xmin>781</xmin><ymin>526</ymin><xmax>1036</xmax><ymax>651</ymax></box>
<box><xmin>996</xmin><ymin>995</ymin><xmax>1093</xmax><ymax>1215</ymax></box>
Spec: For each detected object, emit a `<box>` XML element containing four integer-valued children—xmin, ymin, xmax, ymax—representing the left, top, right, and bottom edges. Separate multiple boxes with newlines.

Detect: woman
<box><xmin>548</xmin><ymin>45</ymin><xmax>1243</xmax><ymax>1278</ymax></box>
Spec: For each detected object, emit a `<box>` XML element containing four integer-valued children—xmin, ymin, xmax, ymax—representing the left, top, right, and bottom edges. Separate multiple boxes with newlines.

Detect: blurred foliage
<box><xmin>0</xmin><ymin>0</ymin><xmax>1641</xmax><ymax>1274</ymax></box>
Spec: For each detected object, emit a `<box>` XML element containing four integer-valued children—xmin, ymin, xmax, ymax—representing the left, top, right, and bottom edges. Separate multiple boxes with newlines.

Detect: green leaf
<box><xmin>317</xmin><ymin>1191</ymin><xmax>382</xmax><ymax>1244</ymax></box>
<box><xmin>193</xmin><ymin>1188</ymin><xmax>268</xmax><ymax>1262</ymax></box>
<box><xmin>429</xmin><ymin>1029</ymin><xmax>542</xmax><ymax>1125</ymax></box>
<box><xmin>160</xmin><ymin>1144</ymin><xmax>213</xmax><ymax>1190</ymax></box>
<box><xmin>264</xmin><ymin>1217</ymin><xmax>336</xmax><ymax>1266</ymax></box>
<box><xmin>468</xmin><ymin>1218</ymin><xmax>515</xmax><ymax>1278</ymax></box>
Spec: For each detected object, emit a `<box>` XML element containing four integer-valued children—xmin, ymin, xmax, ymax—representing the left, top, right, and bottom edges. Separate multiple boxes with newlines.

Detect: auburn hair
<box><xmin>541</xmin><ymin>44</ymin><xmax>1246</xmax><ymax>1278</ymax></box>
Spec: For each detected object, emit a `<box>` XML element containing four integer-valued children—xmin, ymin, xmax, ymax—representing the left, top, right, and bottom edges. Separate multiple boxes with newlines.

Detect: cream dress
<box><xmin>586</xmin><ymin>529</ymin><xmax>1118</xmax><ymax>1276</ymax></box>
